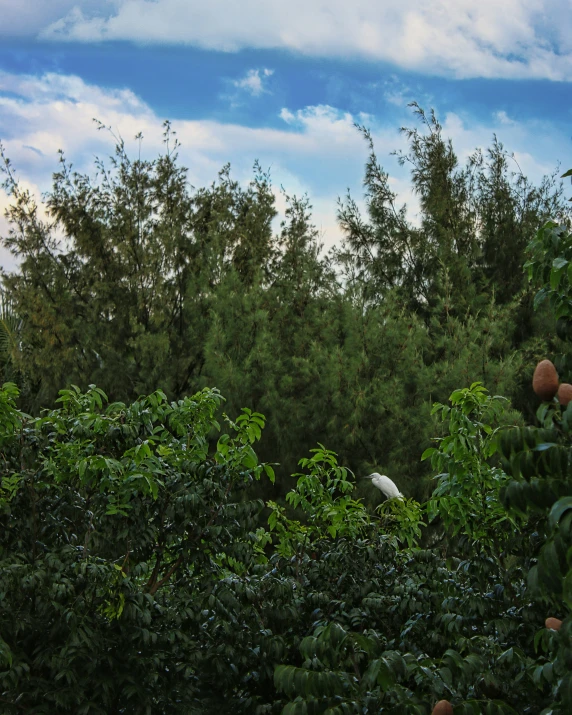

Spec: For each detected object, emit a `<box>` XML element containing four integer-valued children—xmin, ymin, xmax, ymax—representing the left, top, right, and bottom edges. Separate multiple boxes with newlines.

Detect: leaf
<box><xmin>0</xmin><ymin>636</ymin><xmax>12</xmax><ymax>668</ymax></box>
<box><xmin>533</xmin><ymin>442</ymin><xmax>557</xmax><ymax>452</ymax></box>
<box><xmin>421</xmin><ymin>447</ymin><xmax>437</xmax><ymax>461</ymax></box>
<box><xmin>439</xmin><ymin>666</ymin><xmax>453</xmax><ymax>686</ymax></box>
<box><xmin>241</xmin><ymin>445</ymin><xmax>258</xmax><ymax>469</ymax></box>
<box><xmin>563</xmin><ymin>570</ymin><xmax>572</xmax><ymax>610</ymax></box>
<box><xmin>361</xmin><ymin>658</ymin><xmax>381</xmax><ymax>690</ymax></box>
<box><xmin>559</xmin><ymin>671</ymin><xmax>572</xmax><ymax>710</ymax></box>
<box><xmin>548</xmin><ymin>496</ymin><xmax>572</xmax><ymax>530</ymax></box>
<box><xmin>533</xmin><ymin>287</ymin><xmax>548</xmax><ymax>311</ymax></box>
<box><xmin>550</xmin><ymin>267</ymin><xmax>565</xmax><ymax>290</ymax></box>
<box><xmin>376</xmin><ymin>660</ymin><xmax>393</xmax><ymax>692</ymax></box>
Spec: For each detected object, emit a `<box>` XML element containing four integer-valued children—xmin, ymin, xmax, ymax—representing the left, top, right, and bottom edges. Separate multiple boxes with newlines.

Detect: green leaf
<box><xmin>559</xmin><ymin>671</ymin><xmax>572</xmax><ymax>709</ymax></box>
<box><xmin>533</xmin><ymin>287</ymin><xmax>548</xmax><ymax>311</ymax></box>
<box><xmin>421</xmin><ymin>447</ymin><xmax>437</xmax><ymax>461</ymax></box>
<box><xmin>563</xmin><ymin>570</ymin><xmax>572</xmax><ymax>610</ymax></box>
<box><xmin>552</xmin><ymin>257</ymin><xmax>569</xmax><ymax>271</ymax></box>
<box><xmin>548</xmin><ymin>497</ymin><xmax>572</xmax><ymax>530</ymax></box>
<box><xmin>550</xmin><ymin>266</ymin><xmax>565</xmax><ymax>290</ymax></box>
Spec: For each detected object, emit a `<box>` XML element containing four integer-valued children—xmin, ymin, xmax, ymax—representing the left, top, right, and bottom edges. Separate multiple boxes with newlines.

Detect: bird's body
<box><xmin>363</xmin><ymin>472</ymin><xmax>403</xmax><ymax>500</ymax></box>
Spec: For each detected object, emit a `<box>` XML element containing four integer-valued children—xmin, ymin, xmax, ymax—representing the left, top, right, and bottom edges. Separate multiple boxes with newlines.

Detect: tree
<box><xmin>497</xmin><ymin>209</ymin><xmax>572</xmax><ymax>713</ymax></box>
<box><xmin>0</xmin><ymin>124</ymin><xmax>278</xmax><ymax>409</ymax></box>
<box><xmin>0</xmin><ymin>381</ymin><xmax>276</xmax><ymax>712</ymax></box>
<box><xmin>336</xmin><ymin>102</ymin><xmax>570</xmax><ymax>316</ymax></box>
<box><xmin>1</xmin><ymin>107</ymin><xmax>568</xmax><ymax>499</ymax></box>
<box><xmin>0</xmin><ymin>374</ymin><xmax>566</xmax><ymax>713</ymax></box>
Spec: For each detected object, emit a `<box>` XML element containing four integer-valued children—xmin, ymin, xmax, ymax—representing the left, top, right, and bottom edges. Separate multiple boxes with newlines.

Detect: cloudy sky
<box><xmin>1</xmin><ymin>0</ymin><xmax>571</xmax><ymax>270</ymax></box>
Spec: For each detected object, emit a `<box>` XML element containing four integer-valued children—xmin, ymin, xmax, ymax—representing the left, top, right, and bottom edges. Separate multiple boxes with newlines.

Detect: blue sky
<box><xmin>1</xmin><ymin>1</ymin><xmax>571</xmax><ymax>270</ymax></box>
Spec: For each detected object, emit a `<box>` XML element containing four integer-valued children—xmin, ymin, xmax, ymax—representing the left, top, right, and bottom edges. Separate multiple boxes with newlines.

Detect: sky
<box><xmin>1</xmin><ymin>0</ymin><xmax>571</xmax><ymax>271</ymax></box>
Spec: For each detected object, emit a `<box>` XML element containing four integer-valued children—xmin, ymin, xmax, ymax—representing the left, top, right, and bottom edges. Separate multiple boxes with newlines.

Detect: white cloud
<box><xmin>0</xmin><ymin>70</ymin><xmax>398</xmax><ymax>191</ymax></box>
<box><xmin>0</xmin><ymin>70</ymin><xmax>570</xmax><ymax>270</ymax></box>
<box><xmin>0</xmin><ymin>1</ymin><xmax>103</xmax><ymax>38</ymax></box>
<box><xmin>232</xmin><ymin>68</ymin><xmax>274</xmax><ymax>97</ymax></box>
<box><xmin>494</xmin><ymin>110</ymin><xmax>517</xmax><ymax>126</ymax></box>
<box><xmin>24</xmin><ymin>0</ymin><xmax>572</xmax><ymax>81</ymax></box>
<box><xmin>0</xmin><ymin>70</ymin><xmax>383</xmax><ymax>267</ymax></box>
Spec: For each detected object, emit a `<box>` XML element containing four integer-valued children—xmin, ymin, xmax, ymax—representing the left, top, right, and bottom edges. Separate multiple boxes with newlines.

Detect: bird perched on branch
<box><xmin>362</xmin><ymin>472</ymin><xmax>403</xmax><ymax>500</ymax></box>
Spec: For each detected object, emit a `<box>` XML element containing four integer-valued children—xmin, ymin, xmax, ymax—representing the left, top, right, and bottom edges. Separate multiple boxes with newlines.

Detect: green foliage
<box><xmin>0</xmin><ymin>289</ymin><xmax>24</xmax><ymax>391</ymax></box>
<box><xmin>496</xmin><ymin>208</ymin><xmax>572</xmax><ymax>714</ymax></box>
<box><xmin>0</xmin><ymin>378</ymin><xmax>556</xmax><ymax>714</ymax></box>
<box><xmin>424</xmin><ymin>382</ymin><xmax>523</xmax><ymax>555</ymax></box>
<box><xmin>0</xmin><ymin>382</ymin><xmax>276</xmax><ymax>712</ymax></box>
<box><xmin>0</xmin><ymin>125</ymin><xmax>278</xmax><ymax>408</ymax></box>
<box><xmin>270</xmin><ymin>387</ymin><xmax>548</xmax><ymax>714</ymax></box>
<box><xmin>336</xmin><ymin>103</ymin><xmax>570</xmax><ymax>315</ymax></box>
<box><xmin>267</xmin><ymin>446</ymin><xmax>370</xmax><ymax>564</ymax></box>
<box><xmin>376</xmin><ymin>496</ymin><xmax>426</xmax><ymax>550</ymax></box>
<box><xmin>286</xmin><ymin>446</ymin><xmax>369</xmax><ymax>539</ymax></box>
<box><xmin>274</xmin><ymin>621</ymin><xmax>523</xmax><ymax>714</ymax></box>
<box><xmin>2</xmin><ymin>111</ymin><xmax>572</xmax><ymax>714</ymax></box>
<box><xmin>1</xmin><ymin>105</ymin><xmax>566</xmax><ymax>499</ymax></box>
<box><xmin>524</xmin><ymin>220</ymin><xmax>572</xmax><ymax>319</ymax></box>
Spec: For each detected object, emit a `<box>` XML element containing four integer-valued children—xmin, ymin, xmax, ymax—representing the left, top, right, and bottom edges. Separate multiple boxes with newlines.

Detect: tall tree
<box><xmin>0</xmin><ymin>123</ymin><xmax>277</xmax><ymax>408</ymax></box>
<box><xmin>1</xmin><ymin>106</ymin><xmax>569</xmax><ymax>497</ymax></box>
<box><xmin>336</xmin><ymin>102</ymin><xmax>570</xmax><ymax>316</ymax></box>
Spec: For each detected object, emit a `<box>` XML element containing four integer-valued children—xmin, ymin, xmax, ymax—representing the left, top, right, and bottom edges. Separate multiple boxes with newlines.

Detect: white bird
<box><xmin>362</xmin><ymin>472</ymin><xmax>403</xmax><ymax>500</ymax></box>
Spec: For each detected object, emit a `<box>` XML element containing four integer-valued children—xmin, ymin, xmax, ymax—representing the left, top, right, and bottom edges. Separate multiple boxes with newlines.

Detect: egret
<box><xmin>362</xmin><ymin>472</ymin><xmax>403</xmax><ymax>500</ymax></box>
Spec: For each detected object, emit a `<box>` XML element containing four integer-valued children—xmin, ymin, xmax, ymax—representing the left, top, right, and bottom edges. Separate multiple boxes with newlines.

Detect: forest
<box><xmin>0</xmin><ymin>102</ymin><xmax>571</xmax><ymax>713</ymax></box>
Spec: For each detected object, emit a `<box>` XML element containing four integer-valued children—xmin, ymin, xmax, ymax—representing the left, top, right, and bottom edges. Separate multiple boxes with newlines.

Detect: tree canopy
<box><xmin>1</xmin><ymin>105</ymin><xmax>570</xmax><ymax>499</ymax></box>
<box><xmin>1</xmin><ymin>107</ymin><xmax>572</xmax><ymax>713</ymax></box>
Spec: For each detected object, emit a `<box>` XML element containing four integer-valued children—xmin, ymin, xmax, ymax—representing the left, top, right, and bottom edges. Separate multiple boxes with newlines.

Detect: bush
<box><xmin>0</xmin><ymin>380</ymin><xmax>558</xmax><ymax>713</ymax></box>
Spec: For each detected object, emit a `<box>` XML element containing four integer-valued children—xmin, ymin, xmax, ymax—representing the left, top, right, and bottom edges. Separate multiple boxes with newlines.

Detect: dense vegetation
<box><xmin>1</xmin><ymin>106</ymin><xmax>570</xmax><ymax>498</ymax></box>
<box><xmin>0</xmin><ymin>105</ymin><xmax>571</xmax><ymax>712</ymax></box>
